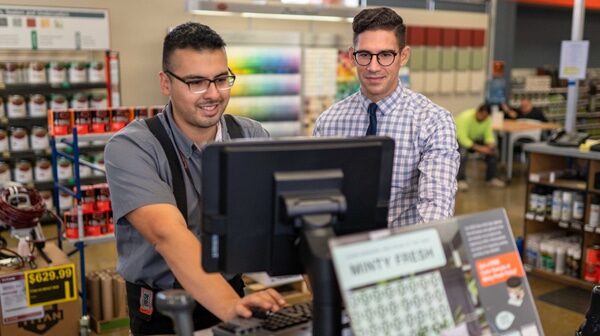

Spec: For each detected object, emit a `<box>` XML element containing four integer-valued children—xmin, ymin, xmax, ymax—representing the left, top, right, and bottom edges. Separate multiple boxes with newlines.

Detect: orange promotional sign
<box><xmin>475</xmin><ymin>251</ymin><xmax>525</xmax><ymax>287</ymax></box>
<box><xmin>517</xmin><ymin>0</ymin><xmax>600</xmax><ymax>10</ymax></box>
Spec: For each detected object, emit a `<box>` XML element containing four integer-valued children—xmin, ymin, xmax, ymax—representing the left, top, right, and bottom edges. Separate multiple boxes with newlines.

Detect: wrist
<box><xmin>223</xmin><ymin>298</ymin><xmax>241</xmax><ymax>320</ymax></box>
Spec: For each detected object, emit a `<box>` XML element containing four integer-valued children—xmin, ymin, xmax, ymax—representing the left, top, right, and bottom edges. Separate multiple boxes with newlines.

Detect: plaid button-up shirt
<box><xmin>314</xmin><ymin>83</ymin><xmax>459</xmax><ymax>227</ymax></box>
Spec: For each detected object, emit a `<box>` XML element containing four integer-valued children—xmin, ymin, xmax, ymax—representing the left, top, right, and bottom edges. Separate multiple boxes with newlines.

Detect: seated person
<box><xmin>516</xmin><ymin>98</ymin><xmax>548</xmax><ymax>122</ymax></box>
<box><xmin>455</xmin><ymin>103</ymin><xmax>505</xmax><ymax>191</ymax></box>
<box><xmin>501</xmin><ymin>99</ymin><xmax>548</xmax><ymax>122</ymax></box>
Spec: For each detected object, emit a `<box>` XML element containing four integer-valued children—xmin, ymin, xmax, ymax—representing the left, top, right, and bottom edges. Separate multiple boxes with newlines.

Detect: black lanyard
<box><xmin>163</xmin><ymin>111</ymin><xmax>202</xmax><ymax>200</ymax></box>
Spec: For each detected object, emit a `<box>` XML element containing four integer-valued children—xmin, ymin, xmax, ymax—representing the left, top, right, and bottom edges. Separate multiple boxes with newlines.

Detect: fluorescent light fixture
<box><xmin>240</xmin><ymin>12</ymin><xmax>348</xmax><ymax>22</ymax></box>
<box><xmin>187</xmin><ymin>0</ymin><xmax>360</xmax><ymax>22</ymax></box>
<box><xmin>189</xmin><ymin>9</ymin><xmax>237</xmax><ymax>16</ymax></box>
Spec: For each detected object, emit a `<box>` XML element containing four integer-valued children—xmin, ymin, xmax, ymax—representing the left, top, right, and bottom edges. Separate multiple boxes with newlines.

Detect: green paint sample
<box><xmin>441</xmin><ymin>48</ymin><xmax>456</xmax><ymax>71</ymax></box>
<box><xmin>408</xmin><ymin>47</ymin><xmax>425</xmax><ymax>71</ymax></box>
<box><xmin>456</xmin><ymin>49</ymin><xmax>471</xmax><ymax>71</ymax></box>
<box><xmin>471</xmin><ymin>49</ymin><xmax>485</xmax><ymax>71</ymax></box>
<box><xmin>425</xmin><ymin>47</ymin><xmax>441</xmax><ymax>71</ymax></box>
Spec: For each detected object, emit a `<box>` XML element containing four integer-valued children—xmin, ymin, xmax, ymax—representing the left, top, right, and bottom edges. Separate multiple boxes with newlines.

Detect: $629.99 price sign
<box><xmin>24</xmin><ymin>264</ymin><xmax>77</xmax><ymax>306</ymax></box>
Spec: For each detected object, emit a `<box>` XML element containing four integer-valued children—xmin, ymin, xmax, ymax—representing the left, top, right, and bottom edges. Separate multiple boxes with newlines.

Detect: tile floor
<box><xmin>31</xmin><ymin>159</ymin><xmax>588</xmax><ymax>335</ymax></box>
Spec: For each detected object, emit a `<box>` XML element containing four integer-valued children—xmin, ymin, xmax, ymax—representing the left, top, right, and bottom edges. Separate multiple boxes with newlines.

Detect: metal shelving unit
<box><xmin>50</xmin><ymin>127</ymin><xmax>114</xmax><ymax>319</ymax></box>
<box><xmin>0</xmin><ymin>82</ymin><xmax>107</xmax><ymax>96</ymax></box>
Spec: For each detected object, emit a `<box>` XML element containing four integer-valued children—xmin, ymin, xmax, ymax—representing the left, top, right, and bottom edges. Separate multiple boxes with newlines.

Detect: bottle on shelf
<box><xmin>590</xmin><ymin>195</ymin><xmax>600</xmax><ymax>228</ymax></box>
<box><xmin>551</xmin><ymin>189</ymin><xmax>563</xmax><ymax>221</ymax></box>
<box><xmin>573</xmin><ymin>193</ymin><xmax>585</xmax><ymax>221</ymax></box>
<box><xmin>576</xmin><ymin>286</ymin><xmax>600</xmax><ymax>336</ymax></box>
<box><xmin>562</xmin><ymin>191</ymin><xmax>574</xmax><ymax>222</ymax></box>
<box><xmin>529</xmin><ymin>187</ymin><xmax>540</xmax><ymax>213</ymax></box>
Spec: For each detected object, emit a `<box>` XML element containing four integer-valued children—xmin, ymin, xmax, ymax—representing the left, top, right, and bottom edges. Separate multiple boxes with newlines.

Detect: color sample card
<box><xmin>346</xmin><ymin>271</ymin><xmax>455</xmax><ymax>336</ymax></box>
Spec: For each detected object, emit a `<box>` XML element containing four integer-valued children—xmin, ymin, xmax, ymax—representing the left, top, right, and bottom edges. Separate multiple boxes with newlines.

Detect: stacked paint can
<box><xmin>64</xmin><ymin>183</ymin><xmax>112</xmax><ymax>239</ymax></box>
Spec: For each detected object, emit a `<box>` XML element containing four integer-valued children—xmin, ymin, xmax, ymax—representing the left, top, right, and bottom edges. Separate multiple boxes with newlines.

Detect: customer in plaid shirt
<box><xmin>314</xmin><ymin>7</ymin><xmax>459</xmax><ymax>227</ymax></box>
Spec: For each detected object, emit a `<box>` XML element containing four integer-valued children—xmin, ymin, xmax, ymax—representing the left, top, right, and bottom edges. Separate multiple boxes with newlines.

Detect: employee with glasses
<box><xmin>314</xmin><ymin>7</ymin><xmax>459</xmax><ymax>228</ymax></box>
<box><xmin>104</xmin><ymin>22</ymin><xmax>285</xmax><ymax>335</ymax></box>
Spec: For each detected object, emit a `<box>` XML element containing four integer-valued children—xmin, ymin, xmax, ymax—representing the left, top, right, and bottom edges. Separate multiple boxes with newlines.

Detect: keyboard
<box><xmin>213</xmin><ymin>302</ymin><xmax>313</xmax><ymax>335</ymax></box>
<box><xmin>262</xmin><ymin>302</ymin><xmax>312</xmax><ymax>331</ymax></box>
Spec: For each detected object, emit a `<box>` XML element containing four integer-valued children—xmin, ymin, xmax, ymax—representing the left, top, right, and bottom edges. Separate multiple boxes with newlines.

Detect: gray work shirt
<box><xmin>104</xmin><ymin>103</ymin><xmax>269</xmax><ymax>289</ymax></box>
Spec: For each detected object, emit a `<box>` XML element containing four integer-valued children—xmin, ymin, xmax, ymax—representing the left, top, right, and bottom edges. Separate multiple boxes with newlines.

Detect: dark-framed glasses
<box><xmin>164</xmin><ymin>68</ymin><xmax>236</xmax><ymax>94</ymax></box>
<box><xmin>352</xmin><ymin>50</ymin><xmax>398</xmax><ymax>67</ymax></box>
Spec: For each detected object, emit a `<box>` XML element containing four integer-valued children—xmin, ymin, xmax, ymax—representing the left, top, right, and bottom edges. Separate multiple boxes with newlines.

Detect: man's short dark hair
<box><xmin>352</xmin><ymin>7</ymin><xmax>406</xmax><ymax>49</ymax></box>
<box><xmin>478</xmin><ymin>103</ymin><xmax>491</xmax><ymax>114</ymax></box>
<box><xmin>162</xmin><ymin>22</ymin><xmax>226</xmax><ymax>71</ymax></box>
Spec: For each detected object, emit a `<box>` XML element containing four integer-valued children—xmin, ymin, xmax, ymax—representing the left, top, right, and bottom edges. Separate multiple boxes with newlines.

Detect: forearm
<box><xmin>154</xmin><ymin>227</ymin><xmax>240</xmax><ymax>321</ymax></box>
<box><xmin>417</xmin><ymin>155</ymin><xmax>459</xmax><ymax>222</ymax></box>
<box><xmin>127</xmin><ymin>205</ymin><xmax>241</xmax><ymax>321</ymax></box>
<box><xmin>418</xmin><ymin>116</ymin><xmax>460</xmax><ymax>222</ymax></box>
<box><xmin>417</xmin><ymin>170</ymin><xmax>457</xmax><ymax>222</ymax></box>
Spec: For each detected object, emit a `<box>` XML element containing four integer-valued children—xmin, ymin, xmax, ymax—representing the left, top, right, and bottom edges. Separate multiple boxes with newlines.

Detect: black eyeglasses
<box><xmin>164</xmin><ymin>68</ymin><xmax>236</xmax><ymax>94</ymax></box>
<box><xmin>352</xmin><ymin>50</ymin><xmax>398</xmax><ymax>67</ymax></box>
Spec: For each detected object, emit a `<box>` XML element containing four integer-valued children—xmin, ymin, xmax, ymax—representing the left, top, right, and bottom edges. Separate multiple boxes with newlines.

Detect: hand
<box><xmin>501</xmin><ymin>104</ymin><xmax>518</xmax><ymax>119</ymax></box>
<box><xmin>482</xmin><ymin>145</ymin><xmax>496</xmax><ymax>155</ymax></box>
<box><xmin>473</xmin><ymin>144</ymin><xmax>494</xmax><ymax>155</ymax></box>
<box><xmin>227</xmin><ymin>289</ymin><xmax>287</xmax><ymax>320</ymax></box>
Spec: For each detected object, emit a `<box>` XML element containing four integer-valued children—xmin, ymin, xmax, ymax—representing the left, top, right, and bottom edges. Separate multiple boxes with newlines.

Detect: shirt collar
<box><xmin>214</xmin><ymin>120</ymin><xmax>223</xmax><ymax>142</ymax></box>
<box><xmin>164</xmin><ymin>103</ymin><xmax>222</xmax><ymax>158</ymax></box>
<box><xmin>359</xmin><ymin>80</ymin><xmax>404</xmax><ymax>116</ymax></box>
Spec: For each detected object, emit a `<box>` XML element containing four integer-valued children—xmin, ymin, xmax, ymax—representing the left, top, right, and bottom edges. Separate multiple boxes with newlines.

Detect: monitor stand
<box><xmin>297</xmin><ymin>213</ymin><xmax>342</xmax><ymax>336</ymax></box>
<box><xmin>276</xmin><ymin>169</ymin><xmax>347</xmax><ymax>336</ymax></box>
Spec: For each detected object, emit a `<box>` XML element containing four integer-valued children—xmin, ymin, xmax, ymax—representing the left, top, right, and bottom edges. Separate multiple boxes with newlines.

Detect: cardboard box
<box><xmin>86</xmin><ymin>269</ymin><xmax>129</xmax><ymax>334</ymax></box>
<box><xmin>0</xmin><ymin>243</ymin><xmax>80</xmax><ymax>336</ymax></box>
<box><xmin>90</xmin><ymin>315</ymin><xmax>129</xmax><ymax>334</ymax></box>
<box><xmin>243</xmin><ymin>275</ymin><xmax>311</xmax><ymax>305</ymax></box>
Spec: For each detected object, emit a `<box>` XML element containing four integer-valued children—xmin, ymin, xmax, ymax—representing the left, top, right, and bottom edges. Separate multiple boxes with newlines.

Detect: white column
<box><xmin>486</xmin><ymin>0</ymin><xmax>497</xmax><ymax>81</ymax></box>
<box><xmin>565</xmin><ymin>0</ymin><xmax>586</xmax><ymax>133</ymax></box>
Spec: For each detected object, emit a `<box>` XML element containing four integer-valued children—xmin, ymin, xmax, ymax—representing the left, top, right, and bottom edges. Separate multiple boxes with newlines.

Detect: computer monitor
<box><xmin>201</xmin><ymin>136</ymin><xmax>394</xmax><ymax>335</ymax></box>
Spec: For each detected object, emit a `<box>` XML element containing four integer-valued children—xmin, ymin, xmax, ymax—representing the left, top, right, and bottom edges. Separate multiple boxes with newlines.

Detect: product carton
<box><xmin>0</xmin><ymin>243</ymin><xmax>80</xmax><ymax>336</ymax></box>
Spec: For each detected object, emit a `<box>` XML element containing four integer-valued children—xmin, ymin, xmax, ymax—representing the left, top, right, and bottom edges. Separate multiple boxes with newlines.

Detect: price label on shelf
<box><xmin>558</xmin><ymin>221</ymin><xmax>570</xmax><ymax>229</ymax></box>
<box><xmin>24</xmin><ymin>264</ymin><xmax>77</xmax><ymax>307</ymax></box>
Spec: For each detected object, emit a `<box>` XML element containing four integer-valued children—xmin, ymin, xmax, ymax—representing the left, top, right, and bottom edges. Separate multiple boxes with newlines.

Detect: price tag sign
<box><xmin>24</xmin><ymin>264</ymin><xmax>77</xmax><ymax>307</ymax></box>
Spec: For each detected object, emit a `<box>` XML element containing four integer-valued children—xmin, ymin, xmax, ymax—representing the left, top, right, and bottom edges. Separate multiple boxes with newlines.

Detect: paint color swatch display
<box><xmin>336</xmin><ymin>49</ymin><xmax>359</xmax><ymax>102</ymax></box>
<box><xmin>231</xmin><ymin>74</ymin><xmax>300</xmax><ymax>97</ymax></box>
<box><xmin>261</xmin><ymin>121</ymin><xmax>302</xmax><ymax>137</ymax></box>
<box><xmin>406</xmin><ymin>26</ymin><xmax>486</xmax><ymax>94</ymax></box>
<box><xmin>227</xmin><ymin>46</ymin><xmax>302</xmax><ymax>136</ymax></box>
<box><xmin>228</xmin><ymin>96</ymin><xmax>300</xmax><ymax>122</ymax></box>
<box><xmin>228</xmin><ymin>47</ymin><xmax>301</xmax><ymax>75</ymax></box>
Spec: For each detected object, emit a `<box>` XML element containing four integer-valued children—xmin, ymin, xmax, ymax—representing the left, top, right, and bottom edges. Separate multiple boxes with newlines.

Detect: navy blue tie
<box><xmin>366</xmin><ymin>103</ymin><xmax>378</xmax><ymax>136</ymax></box>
